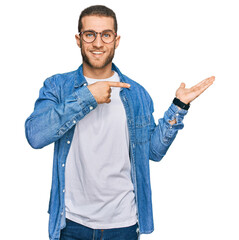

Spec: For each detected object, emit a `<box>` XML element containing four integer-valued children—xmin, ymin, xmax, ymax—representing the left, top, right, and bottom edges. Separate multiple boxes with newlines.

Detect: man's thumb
<box><xmin>180</xmin><ymin>82</ymin><xmax>186</xmax><ymax>89</ymax></box>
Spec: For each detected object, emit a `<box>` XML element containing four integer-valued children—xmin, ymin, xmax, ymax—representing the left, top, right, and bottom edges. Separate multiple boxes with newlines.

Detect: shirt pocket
<box><xmin>135</xmin><ymin>114</ymin><xmax>151</xmax><ymax>143</ymax></box>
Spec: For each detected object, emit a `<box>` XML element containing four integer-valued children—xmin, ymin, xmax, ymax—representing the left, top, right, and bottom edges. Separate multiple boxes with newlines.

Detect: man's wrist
<box><xmin>173</xmin><ymin>97</ymin><xmax>190</xmax><ymax>110</ymax></box>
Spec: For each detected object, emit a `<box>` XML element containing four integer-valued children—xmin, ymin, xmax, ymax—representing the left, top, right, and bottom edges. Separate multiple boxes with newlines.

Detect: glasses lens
<box><xmin>82</xmin><ymin>31</ymin><xmax>95</xmax><ymax>43</ymax></box>
<box><xmin>101</xmin><ymin>30</ymin><xmax>115</xmax><ymax>43</ymax></box>
<box><xmin>81</xmin><ymin>30</ymin><xmax>116</xmax><ymax>43</ymax></box>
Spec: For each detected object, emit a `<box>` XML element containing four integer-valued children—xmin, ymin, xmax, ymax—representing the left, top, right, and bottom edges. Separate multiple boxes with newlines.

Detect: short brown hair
<box><xmin>78</xmin><ymin>5</ymin><xmax>118</xmax><ymax>33</ymax></box>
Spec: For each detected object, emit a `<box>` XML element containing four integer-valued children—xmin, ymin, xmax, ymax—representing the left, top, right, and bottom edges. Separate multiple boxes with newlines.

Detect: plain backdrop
<box><xmin>1</xmin><ymin>0</ymin><xmax>238</xmax><ymax>239</ymax></box>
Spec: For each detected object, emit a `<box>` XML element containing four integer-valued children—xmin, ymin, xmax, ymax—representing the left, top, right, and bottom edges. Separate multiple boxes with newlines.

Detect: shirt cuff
<box><xmin>73</xmin><ymin>85</ymin><xmax>98</xmax><ymax>114</ymax></box>
<box><xmin>164</xmin><ymin>103</ymin><xmax>188</xmax><ymax>130</ymax></box>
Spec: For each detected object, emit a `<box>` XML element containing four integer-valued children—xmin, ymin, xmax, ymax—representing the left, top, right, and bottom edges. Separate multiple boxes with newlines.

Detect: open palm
<box><xmin>176</xmin><ymin>76</ymin><xmax>215</xmax><ymax>104</ymax></box>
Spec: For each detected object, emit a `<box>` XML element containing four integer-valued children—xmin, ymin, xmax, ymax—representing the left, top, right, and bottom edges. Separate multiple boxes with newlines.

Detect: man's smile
<box><xmin>90</xmin><ymin>51</ymin><xmax>105</xmax><ymax>57</ymax></box>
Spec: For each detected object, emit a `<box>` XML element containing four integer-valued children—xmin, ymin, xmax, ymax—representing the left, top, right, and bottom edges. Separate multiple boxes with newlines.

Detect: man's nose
<box><xmin>92</xmin><ymin>33</ymin><xmax>104</xmax><ymax>47</ymax></box>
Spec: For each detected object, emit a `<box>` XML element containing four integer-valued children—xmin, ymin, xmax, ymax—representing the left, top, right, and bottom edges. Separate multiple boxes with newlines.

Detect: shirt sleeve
<box><xmin>25</xmin><ymin>76</ymin><xmax>98</xmax><ymax>149</ymax></box>
<box><xmin>149</xmin><ymin>101</ymin><xmax>188</xmax><ymax>162</ymax></box>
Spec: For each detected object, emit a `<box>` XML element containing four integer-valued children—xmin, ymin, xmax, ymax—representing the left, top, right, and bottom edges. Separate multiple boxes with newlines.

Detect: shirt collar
<box><xmin>74</xmin><ymin>63</ymin><xmax>131</xmax><ymax>91</ymax></box>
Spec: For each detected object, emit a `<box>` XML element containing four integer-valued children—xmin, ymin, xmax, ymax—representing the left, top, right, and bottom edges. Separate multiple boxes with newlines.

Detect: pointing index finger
<box><xmin>107</xmin><ymin>81</ymin><xmax>131</xmax><ymax>88</ymax></box>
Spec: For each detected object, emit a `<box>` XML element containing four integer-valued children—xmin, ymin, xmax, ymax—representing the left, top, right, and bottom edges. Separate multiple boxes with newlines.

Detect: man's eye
<box><xmin>103</xmin><ymin>34</ymin><xmax>110</xmax><ymax>38</ymax></box>
<box><xmin>86</xmin><ymin>34</ymin><xmax>94</xmax><ymax>37</ymax></box>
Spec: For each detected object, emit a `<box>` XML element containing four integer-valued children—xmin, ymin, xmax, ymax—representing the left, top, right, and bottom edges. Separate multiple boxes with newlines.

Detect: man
<box><xmin>25</xmin><ymin>5</ymin><xmax>215</xmax><ymax>240</ymax></box>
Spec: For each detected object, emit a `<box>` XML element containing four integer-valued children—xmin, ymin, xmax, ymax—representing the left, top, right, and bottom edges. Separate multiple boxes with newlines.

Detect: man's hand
<box><xmin>176</xmin><ymin>76</ymin><xmax>215</xmax><ymax>104</ymax></box>
<box><xmin>87</xmin><ymin>81</ymin><xmax>131</xmax><ymax>104</ymax></box>
<box><xmin>169</xmin><ymin>76</ymin><xmax>215</xmax><ymax>125</ymax></box>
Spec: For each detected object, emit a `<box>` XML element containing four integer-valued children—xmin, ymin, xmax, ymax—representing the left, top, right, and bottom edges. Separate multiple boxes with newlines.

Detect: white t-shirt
<box><xmin>65</xmin><ymin>71</ymin><xmax>137</xmax><ymax>229</ymax></box>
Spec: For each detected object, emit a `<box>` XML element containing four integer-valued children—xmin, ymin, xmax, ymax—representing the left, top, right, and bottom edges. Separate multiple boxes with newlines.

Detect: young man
<box><xmin>25</xmin><ymin>5</ymin><xmax>215</xmax><ymax>240</ymax></box>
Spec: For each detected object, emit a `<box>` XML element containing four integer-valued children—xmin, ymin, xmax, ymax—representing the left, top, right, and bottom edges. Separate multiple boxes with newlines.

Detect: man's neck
<box><xmin>83</xmin><ymin>62</ymin><xmax>114</xmax><ymax>79</ymax></box>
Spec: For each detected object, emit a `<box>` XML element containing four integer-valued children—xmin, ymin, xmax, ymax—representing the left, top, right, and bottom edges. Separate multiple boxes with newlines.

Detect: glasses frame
<box><xmin>79</xmin><ymin>30</ymin><xmax>117</xmax><ymax>44</ymax></box>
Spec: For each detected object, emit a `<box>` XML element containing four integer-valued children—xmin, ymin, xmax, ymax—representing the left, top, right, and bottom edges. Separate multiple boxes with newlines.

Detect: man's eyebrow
<box><xmin>82</xmin><ymin>29</ymin><xmax>95</xmax><ymax>32</ymax></box>
<box><xmin>82</xmin><ymin>29</ymin><xmax>114</xmax><ymax>32</ymax></box>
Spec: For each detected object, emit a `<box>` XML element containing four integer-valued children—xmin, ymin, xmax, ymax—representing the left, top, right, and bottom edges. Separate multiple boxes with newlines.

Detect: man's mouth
<box><xmin>91</xmin><ymin>51</ymin><xmax>104</xmax><ymax>55</ymax></box>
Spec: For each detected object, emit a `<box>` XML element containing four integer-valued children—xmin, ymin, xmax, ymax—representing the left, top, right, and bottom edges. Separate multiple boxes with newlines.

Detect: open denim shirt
<box><xmin>25</xmin><ymin>63</ymin><xmax>188</xmax><ymax>240</ymax></box>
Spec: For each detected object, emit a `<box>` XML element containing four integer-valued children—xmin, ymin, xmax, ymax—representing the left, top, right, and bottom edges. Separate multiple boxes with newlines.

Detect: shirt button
<box><xmin>73</xmin><ymin>120</ymin><xmax>76</xmax><ymax>124</ymax></box>
<box><xmin>89</xmin><ymin>106</ymin><xmax>93</xmax><ymax>110</ymax></box>
<box><xmin>63</xmin><ymin>189</ymin><xmax>65</xmax><ymax>193</ymax></box>
<box><xmin>62</xmin><ymin>163</ymin><xmax>65</xmax><ymax>167</ymax></box>
<box><xmin>83</xmin><ymin>83</ymin><xmax>87</xmax><ymax>86</ymax></box>
<box><xmin>61</xmin><ymin>212</ymin><xmax>63</xmax><ymax>216</ymax></box>
<box><xmin>67</xmin><ymin>141</ymin><xmax>70</xmax><ymax>144</ymax></box>
<box><xmin>176</xmin><ymin>113</ymin><xmax>179</xmax><ymax>116</ymax></box>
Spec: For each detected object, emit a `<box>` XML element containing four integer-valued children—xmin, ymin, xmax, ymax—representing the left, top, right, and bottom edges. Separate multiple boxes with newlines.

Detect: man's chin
<box><xmin>90</xmin><ymin>62</ymin><xmax>106</xmax><ymax>69</ymax></box>
<box><xmin>84</xmin><ymin>60</ymin><xmax>112</xmax><ymax>70</ymax></box>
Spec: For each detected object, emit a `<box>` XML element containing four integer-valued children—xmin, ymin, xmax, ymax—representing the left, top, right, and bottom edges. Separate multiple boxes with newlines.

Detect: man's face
<box><xmin>75</xmin><ymin>15</ymin><xmax>120</xmax><ymax>70</ymax></box>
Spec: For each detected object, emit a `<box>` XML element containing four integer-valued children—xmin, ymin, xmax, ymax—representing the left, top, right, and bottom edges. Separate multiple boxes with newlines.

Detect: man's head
<box><xmin>75</xmin><ymin>5</ymin><xmax>120</xmax><ymax>70</ymax></box>
<box><xmin>78</xmin><ymin>5</ymin><xmax>118</xmax><ymax>33</ymax></box>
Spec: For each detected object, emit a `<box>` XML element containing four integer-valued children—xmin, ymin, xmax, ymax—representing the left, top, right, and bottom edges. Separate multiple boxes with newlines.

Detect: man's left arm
<box><xmin>149</xmin><ymin>76</ymin><xmax>215</xmax><ymax>162</ymax></box>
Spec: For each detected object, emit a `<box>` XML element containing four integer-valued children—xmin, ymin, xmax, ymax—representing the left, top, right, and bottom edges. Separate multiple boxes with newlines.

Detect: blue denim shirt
<box><xmin>25</xmin><ymin>63</ymin><xmax>188</xmax><ymax>240</ymax></box>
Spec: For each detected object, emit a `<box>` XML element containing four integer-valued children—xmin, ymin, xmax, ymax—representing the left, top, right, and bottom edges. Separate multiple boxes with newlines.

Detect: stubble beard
<box><xmin>80</xmin><ymin>40</ymin><xmax>115</xmax><ymax>69</ymax></box>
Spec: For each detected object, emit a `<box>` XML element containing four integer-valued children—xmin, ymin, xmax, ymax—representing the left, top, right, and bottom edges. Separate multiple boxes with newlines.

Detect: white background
<box><xmin>1</xmin><ymin>0</ymin><xmax>238</xmax><ymax>239</ymax></box>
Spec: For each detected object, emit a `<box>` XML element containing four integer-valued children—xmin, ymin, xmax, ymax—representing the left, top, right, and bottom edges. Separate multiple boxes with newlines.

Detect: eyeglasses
<box><xmin>79</xmin><ymin>30</ymin><xmax>117</xmax><ymax>44</ymax></box>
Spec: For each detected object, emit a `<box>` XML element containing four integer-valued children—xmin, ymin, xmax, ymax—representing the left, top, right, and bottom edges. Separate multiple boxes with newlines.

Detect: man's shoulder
<box><xmin>122</xmin><ymin>74</ymin><xmax>152</xmax><ymax>101</ymax></box>
<box><xmin>42</xmin><ymin>68</ymin><xmax>79</xmax><ymax>91</ymax></box>
<box><xmin>47</xmin><ymin>68</ymin><xmax>78</xmax><ymax>83</ymax></box>
<box><xmin>122</xmin><ymin>74</ymin><xmax>144</xmax><ymax>90</ymax></box>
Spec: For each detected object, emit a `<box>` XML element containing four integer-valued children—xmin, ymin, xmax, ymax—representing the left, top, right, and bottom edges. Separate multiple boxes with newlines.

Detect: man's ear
<box><xmin>75</xmin><ymin>34</ymin><xmax>81</xmax><ymax>48</ymax></box>
<box><xmin>115</xmin><ymin>35</ymin><xmax>121</xmax><ymax>49</ymax></box>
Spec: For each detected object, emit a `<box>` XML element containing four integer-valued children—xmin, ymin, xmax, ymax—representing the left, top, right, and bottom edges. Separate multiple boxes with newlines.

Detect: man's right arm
<box><xmin>25</xmin><ymin>76</ymin><xmax>98</xmax><ymax>149</ymax></box>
